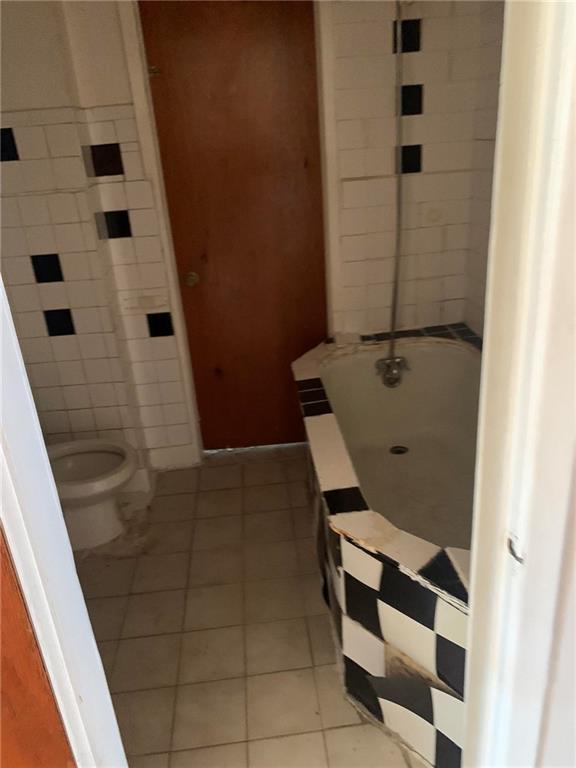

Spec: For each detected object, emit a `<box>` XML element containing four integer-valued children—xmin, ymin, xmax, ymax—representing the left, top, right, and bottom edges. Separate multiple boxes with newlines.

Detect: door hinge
<box><xmin>148</xmin><ymin>65</ymin><xmax>161</xmax><ymax>77</ymax></box>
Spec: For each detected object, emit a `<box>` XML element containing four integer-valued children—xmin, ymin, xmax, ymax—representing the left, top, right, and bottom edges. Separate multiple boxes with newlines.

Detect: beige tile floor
<box><xmin>78</xmin><ymin>446</ymin><xmax>411</xmax><ymax>768</ymax></box>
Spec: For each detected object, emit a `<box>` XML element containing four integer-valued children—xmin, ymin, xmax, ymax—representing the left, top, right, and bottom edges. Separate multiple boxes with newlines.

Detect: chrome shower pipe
<box><xmin>389</xmin><ymin>0</ymin><xmax>404</xmax><ymax>360</ymax></box>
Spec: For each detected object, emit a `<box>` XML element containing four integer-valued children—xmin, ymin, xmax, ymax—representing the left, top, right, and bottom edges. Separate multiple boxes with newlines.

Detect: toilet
<box><xmin>48</xmin><ymin>438</ymin><xmax>137</xmax><ymax>551</ymax></box>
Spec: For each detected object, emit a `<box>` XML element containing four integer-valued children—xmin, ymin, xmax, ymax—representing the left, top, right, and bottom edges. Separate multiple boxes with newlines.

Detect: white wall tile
<box><xmin>45</xmin><ymin>124</ymin><xmax>81</xmax><ymax>157</ymax></box>
<box><xmin>336</xmin><ymin>120</ymin><xmax>366</xmax><ymax>150</ymax></box>
<box><xmin>53</xmin><ymin>157</ymin><xmax>85</xmax><ymax>189</ymax></box>
<box><xmin>50</xmin><ymin>336</ymin><xmax>81</xmax><ymax>361</ymax></box>
<box><xmin>129</xmin><ymin>208</ymin><xmax>159</xmax><ymax>237</ymax></box>
<box><xmin>21</xmin><ymin>159</ymin><xmax>55</xmax><ymax>192</ymax></box>
<box><xmin>98</xmin><ymin>182</ymin><xmax>127</xmax><ymax>211</ymax></box>
<box><xmin>57</xmin><ymin>360</ymin><xmax>86</xmax><ymax>385</ymax></box>
<box><xmin>18</xmin><ymin>195</ymin><xmax>50</xmax><ymax>226</ymax></box>
<box><xmin>47</xmin><ymin>193</ymin><xmax>80</xmax><ymax>223</ymax></box>
<box><xmin>341</xmin><ymin>177</ymin><xmax>395</xmax><ymax>208</ymax></box>
<box><xmin>13</xmin><ymin>126</ymin><xmax>48</xmax><ymax>159</ymax></box>
<box><xmin>59</xmin><ymin>252</ymin><xmax>92</xmax><ymax>281</ymax></box>
<box><xmin>28</xmin><ymin>361</ymin><xmax>60</xmax><ymax>387</ymax></box>
<box><xmin>2</xmin><ymin>197</ymin><xmax>22</xmax><ymax>227</ymax></box>
<box><xmin>341</xmin><ymin>232</ymin><xmax>395</xmax><ymax>262</ymax></box>
<box><xmin>55</xmin><ymin>222</ymin><xmax>86</xmax><ymax>252</ymax></box>
<box><xmin>125</xmin><ymin>181</ymin><xmax>154</xmax><ymax>209</ymax></box>
<box><xmin>2</xmin><ymin>256</ymin><xmax>35</xmax><ymax>285</ymax></box>
<box><xmin>335</xmin><ymin>88</ymin><xmax>394</xmax><ymax>120</ymax></box>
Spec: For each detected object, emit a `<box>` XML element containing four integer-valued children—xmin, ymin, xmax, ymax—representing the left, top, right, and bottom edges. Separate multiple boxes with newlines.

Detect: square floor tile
<box><xmin>196</xmin><ymin>488</ymin><xmax>242</xmax><ymax>518</ymax></box>
<box><xmin>243</xmin><ymin>510</ymin><xmax>294</xmax><ymax>543</ymax></box>
<box><xmin>284</xmin><ymin>458</ymin><xmax>309</xmax><ymax>482</ymax></box>
<box><xmin>132</xmin><ymin>552</ymin><xmax>189</xmax><ymax>593</ymax></box>
<box><xmin>301</xmin><ymin>575</ymin><xmax>328</xmax><ymax>616</ymax></box>
<box><xmin>308</xmin><ymin>615</ymin><xmax>336</xmax><ymax>666</ymax></box>
<box><xmin>87</xmin><ymin>596</ymin><xmax>128</xmax><ymax>640</ymax></box>
<box><xmin>244</xmin><ymin>484</ymin><xmax>291</xmax><ymax>513</ymax></box>
<box><xmin>245</xmin><ymin>577</ymin><xmax>305</xmax><ymax>623</ymax></box>
<box><xmin>288</xmin><ymin>481</ymin><xmax>310</xmax><ymax>508</ymax></box>
<box><xmin>292</xmin><ymin>506</ymin><xmax>315</xmax><ymax>539</ymax></box>
<box><xmin>193</xmin><ymin>516</ymin><xmax>243</xmax><ymax>551</ymax></box>
<box><xmin>77</xmin><ymin>556</ymin><xmax>136</xmax><ymax>597</ymax></box>
<box><xmin>297</xmin><ymin>539</ymin><xmax>319</xmax><ymax>575</ymax></box>
<box><xmin>246</xmin><ymin>669</ymin><xmax>321</xmax><ymax>739</ymax></box>
<box><xmin>188</xmin><ymin>545</ymin><xmax>243</xmax><ymax>587</ymax></box>
<box><xmin>184</xmin><ymin>583</ymin><xmax>243</xmax><ymax>630</ymax></box>
<box><xmin>244</xmin><ymin>541</ymin><xmax>299</xmax><ymax>581</ymax></box>
<box><xmin>324</xmin><ymin>724</ymin><xmax>406</xmax><ymax>768</ymax></box>
<box><xmin>243</xmin><ymin>461</ymin><xmax>287</xmax><ymax>487</ymax></box>
<box><xmin>171</xmin><ymin>743</ymin><xmax>247</xmax><ymax>768</ymax></box>
<box><xmin>180</xmin><ymin>626</ymin><xmax>245</xmax><ymax>683</ymax></box>
<box><xmin>129</xmin><ymin>754</ymin><xmax>169</xmax><ymax>768</ymax></box>
<box><xmin>113</xmin><ymin>687</ymin><xmax>175</xmax><ymax>755</ymax></box>
<box><xmin>98</xmin><ymin>640</ymin><xmax>118</xmax><ymax>678</ymax></box>
<box><xmin>248</xmin><ymin>732</ymin><xmax>327</xmax><ymax>768</ymax></box>
<box><xmin>315</xmin><ymin>665</ymin><xmax>361</xmax><ymax>728</ymax></box>
<box><xmin>246</xmin><ymin>618</ymin><xmax>311</xmax><ymax>675</ymax></box>
<box><xmin>157</xmin><ymin>468</ymin><xmax>199</xmax><ymax>495</ymax></box>
<box><xmin>122</xmin><ymin>590</ymin><xmax>186</xmax><ymax>637</ymax></box>
<box><xmin>150</xmin><ymin>493</ymin><xmax>196</xmax><ymax>523</ymax></box>
<box><xmin>147</xmin><ymin>521</ymin><xmax>193</xmax><ymax>554</ymax></box>
<box><xmin>172</xmin><ymin>678</ymin><xmax>246</xmax><ymax>750</ymax></box>
<box><xmin>110</xmin><ymin>634</ymin><xmax>181</xmax><ymax>692</ymax></box>
<box><xmin>199</xmin><ymin>464</ymin><xmax>242</xmax><ymax>491</ymax></box>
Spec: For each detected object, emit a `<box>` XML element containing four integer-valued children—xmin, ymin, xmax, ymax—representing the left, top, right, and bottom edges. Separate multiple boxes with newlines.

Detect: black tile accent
<box><xmin>371</xmin><ymin>676</ymin><xmax>434</xmax><ymax>724</ymax></box>
<box><xmin>393</xmin><ymin>19</ymin><xmax>421</xmax><ymax>53</ymax></box>
<box><xmin>85</xmin><ymin>143</ymin><xmax>124</xmax><ymax>177</ymax></box>
<box><xmin>401</xmin><ymin>144</ymin><xmax>422</xmax><ymax>173</ymax></box>
<box><xmin>436</xmin><ymin>635</ymin><xmax>466</xmax><ymax>697</ymax></box>
<box><xmin>99</xmin><ymin>210</ymin><xmax>132</xmax><ymax>239</ymax></box>
<box><xmin>44</xmin><ymin>309</ymin><xmax>75</xmax><ymax>336</ymax></box>
<box><xmin>402</xmin><ymin>84</ymin><xmax>423</xmax><ymax>115</ymax></box>
<box><xmin>303</xmin><ymin>401</ymin><xmax>332</xmax><ymax>417</ymax></box>
<box><xmin>299</xmin><ymin>387</ymin><xmax>328</xmax><ymax>404</ymax></box>
<box><xmin>31</xmin><ymin>254</ymin><xmax>63</xmax><ymax>284</ymax></box>
<box><xmin>345</xmin><ymin>573</ymin><xmax>383</xmax><ymax>639</ymax></box>
<box><xmin>378</xmin><ymin>561</ymin><xmax>437</xmax><ymax>629</ymax></box>
<box><xmin>436</xmin><ymin>731</ymin><xmax>462</xmax><ymax>768</ymax></box>
<box><xmin>1</xmin><ymin>128</ymin><xmax>19</xmax><ymax>161</ymax></box>
<box><xmin>297</xmin><ymin>377</ymin><xmax>323</xmax><ymax>391</ymax></box>
<box><xmin>323</xmin><ymin>487</ymin><xmax>369</xmax><ymax>514</ymax></box>
<box><xmin>419</xmin><ymin>550</ymin><xmax>469</xmax><ymax>604</ymax></box>
<box><xmin>344</xmin><ymin>657</ymin><xmax>383</xmax><ymax>721</ymax></box>
<box><xmin>395</xmin><ymin>328</ymin><xmax>424</xmax><ymax>338</ymax></box>
<box><xmin>147</xmin><ymin>312</ymin><xmax>174</xmax><ymax>337</ymax></box>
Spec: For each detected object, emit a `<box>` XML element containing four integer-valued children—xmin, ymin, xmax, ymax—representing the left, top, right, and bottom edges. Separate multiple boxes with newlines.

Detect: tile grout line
<box><xmin>166</xmin><ymin>490</ymin><xmax>198</xmax><ymax>765</ymax></box>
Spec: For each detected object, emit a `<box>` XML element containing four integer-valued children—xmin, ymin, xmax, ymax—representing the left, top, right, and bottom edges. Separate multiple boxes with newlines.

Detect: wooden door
<box><xmin>1</xmin><ymin>531</ymin><xmax>75</xmax><ymax>768</ymax></box>
<box><xmin>139</xmin><ymin>1</ymin><xmax>326</xmax><ymax>448</ymax></box>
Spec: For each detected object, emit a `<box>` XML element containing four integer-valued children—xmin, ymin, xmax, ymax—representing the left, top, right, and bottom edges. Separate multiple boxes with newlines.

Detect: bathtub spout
<box><xmin>376</xmin><ymin>356</ymin><xmax>409</xmax><ymax>387</ymax></box>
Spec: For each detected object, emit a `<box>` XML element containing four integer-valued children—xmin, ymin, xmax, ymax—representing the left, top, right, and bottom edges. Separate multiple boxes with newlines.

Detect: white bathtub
<box><xmin>321</xmin><ymin>339</ymin><xmax>481</xmax><ymax>550</ymax></box>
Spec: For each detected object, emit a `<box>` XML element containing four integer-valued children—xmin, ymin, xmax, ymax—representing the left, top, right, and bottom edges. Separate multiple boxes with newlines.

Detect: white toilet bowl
<box><xmin>48</xmin><ymin>438</ymin><xmax>137</xmax><ymax>551</ymax></box>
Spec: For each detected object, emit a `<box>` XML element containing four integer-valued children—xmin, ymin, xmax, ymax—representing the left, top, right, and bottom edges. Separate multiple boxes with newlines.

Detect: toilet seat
<box><xmin>48</xmin><ymin>438</ymin><xmax>139</xmax><ymax>551</ymax></box>
<box><xmin>48</xmin><ymin>438</ymin><xmax>137</xmax><ymax>508</ymax></box>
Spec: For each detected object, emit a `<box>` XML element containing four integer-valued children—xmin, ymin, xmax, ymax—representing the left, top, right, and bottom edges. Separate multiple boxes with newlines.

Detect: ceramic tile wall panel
<box><xmin>323</xmin><ymin>520</ymin><xmax>466</xmax><ymax>768</ymax></box>
<box><xmin>1</xmin><ymin>105</ymin><xmax>195</xmax><ymax>465</ymax></box>
<box><xmin>323</xmin><ymin>1</ymin><xmax>503</xmax><ymax>335</ymax></box>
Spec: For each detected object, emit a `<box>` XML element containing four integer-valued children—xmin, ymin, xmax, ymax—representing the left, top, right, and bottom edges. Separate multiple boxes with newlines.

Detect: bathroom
<box><xmin>1</xmin><ymin>1</ymin><xmax>574</xmax><ymax>767</ymax></box>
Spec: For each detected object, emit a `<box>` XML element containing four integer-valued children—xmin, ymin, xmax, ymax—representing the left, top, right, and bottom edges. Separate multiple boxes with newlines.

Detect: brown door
<box><xmin>139</xmin><ymin>1</ymin><xmax>326</xmax><ymax>449</ymax></box>
<box><xmin>1</xmin><ymin>531</ymin><xmax>75</xmax><ymax>768</ymax></box>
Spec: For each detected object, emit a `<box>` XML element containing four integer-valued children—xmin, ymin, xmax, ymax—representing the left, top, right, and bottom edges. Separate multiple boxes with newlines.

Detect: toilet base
<box><xmin>63</xmin><ymin>496</ymin><xmax>125</xmax><ymax>552</ymax></box>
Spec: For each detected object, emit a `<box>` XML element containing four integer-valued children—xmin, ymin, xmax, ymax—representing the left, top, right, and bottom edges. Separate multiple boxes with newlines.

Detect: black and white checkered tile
<box><xmin>325</xmin><ymin>528</ymin><xmax>466</xmax><ymax>768</ymax></box>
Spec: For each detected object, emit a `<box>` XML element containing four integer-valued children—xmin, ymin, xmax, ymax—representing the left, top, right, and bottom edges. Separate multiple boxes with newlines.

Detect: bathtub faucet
<box><xmin>375</xmin><ymin>356</ymin><xmax>410</xmax><ymax>388</ymax></box>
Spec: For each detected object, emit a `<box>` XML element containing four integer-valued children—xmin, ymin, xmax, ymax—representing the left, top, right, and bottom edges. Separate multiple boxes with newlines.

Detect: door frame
<box><xmin>1</xmin><ymin>282</ymin><xmax>127</xmax><ymax>767</ymax></box>
<box><xmin>2</xmin><ymin>2</ymin><xmax>573</xmax><ymax>765</ymax></box>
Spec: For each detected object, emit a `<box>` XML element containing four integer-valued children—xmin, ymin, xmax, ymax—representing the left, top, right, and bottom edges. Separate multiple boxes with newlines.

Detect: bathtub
<box><xmin>293</xmin><ymin>326</ymin><xmax>482</xmax><ymax>768</ymax></box>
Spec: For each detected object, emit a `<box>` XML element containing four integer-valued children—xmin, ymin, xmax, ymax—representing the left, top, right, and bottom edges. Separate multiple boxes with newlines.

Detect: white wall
<box><xmin>316</xmin><ymin>1</ymin><xmax>503</xmax><ymax>335</ymax></box>
<box><xmin>1</xmin><ymin>1</ymin><xmax>200</xmax><ymax>469</ymax></box>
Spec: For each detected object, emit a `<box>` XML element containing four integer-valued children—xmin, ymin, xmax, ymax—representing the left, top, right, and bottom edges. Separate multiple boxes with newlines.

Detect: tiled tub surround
<box><xmin>1</xmin><ymin>105</ymin><xmax>196</xmax><ymax>468</ymax></box>
<box><xmin>319</xmin><ymin>1</ymin><xmax>503</xmax><ymax>335</ymax></box>
<box><xmin>78</xmin><ymin>446</ymin><xmax>425</xmax><ymax>767</ymax></box>
<box><xmin>292</xmin><ymin>333</ymin><xmax>479</xmax><ymax>767</ymax></box>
